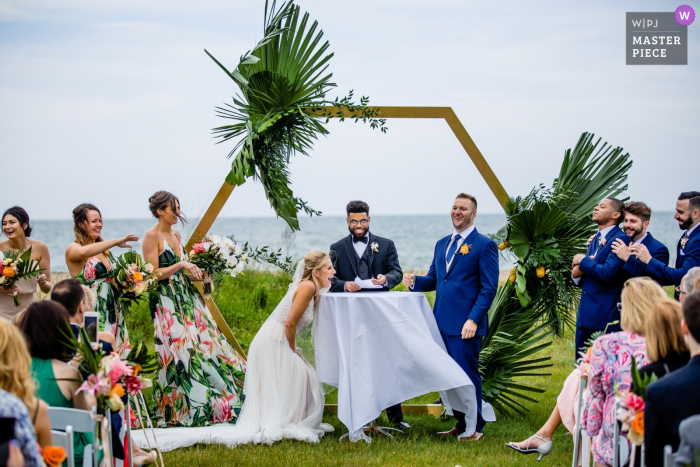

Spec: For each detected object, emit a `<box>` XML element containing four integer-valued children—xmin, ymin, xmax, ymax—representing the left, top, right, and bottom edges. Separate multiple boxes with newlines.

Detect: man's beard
<box><xmin>680</xmin><ymin>216</ymin><xmax>694</xmax><ymax>230</ymax></box>
<box><xmin>349</xmin><ymin>226</ymin><xmax>368</xmax><ymax>239</ymax></box>
<box><xmin>625</xmin><ymin>227</ymin><xmax>643</xmax><ymax>240</ymax></box>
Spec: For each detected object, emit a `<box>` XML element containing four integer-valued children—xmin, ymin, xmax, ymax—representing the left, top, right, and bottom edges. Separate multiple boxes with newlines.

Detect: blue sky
<box><xmin>0</xmin><ymin>0</ymin><xmax>698</xmax><ymax>220</ymax></box>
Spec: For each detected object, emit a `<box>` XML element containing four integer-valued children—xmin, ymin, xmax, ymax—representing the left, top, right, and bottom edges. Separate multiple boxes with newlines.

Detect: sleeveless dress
<box><xmin>0</xmin><ymin>277</ymin><xmax>37</xmax><ymax>321</ymax></box>
<box><xmin>31</xmin><ymin>358</ymin><xmax>101</xmax><ymax>467</ymax></box>
<box><xmin>149</xmin><ymin>238</ymin><xmax>246</xmax><ymax>427</ymax></box>
<box><xmin>132</xmin><ymin>263</ymin><xmax>333</xmax><ymax>450</ymax></box>
<box><xmin>78</xmin><ymin>252</ymin><xmax>130</xmax><ymax>358</ymax></box>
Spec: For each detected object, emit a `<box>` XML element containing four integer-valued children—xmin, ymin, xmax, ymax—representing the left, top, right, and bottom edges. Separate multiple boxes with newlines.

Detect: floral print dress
<box><xmin>79</xmin><ymin>252</ymin><xmax>131</xmax><ymax>358</ymax></box>
<box><xmin>150</xmin><ymin>238</ymin><xmax>246</xmax><ymax>427</ymax></box>
<box><xmin>581</xmin><ymin>331</ymin><xmax>648</xmax><ymax>466</ymax></box>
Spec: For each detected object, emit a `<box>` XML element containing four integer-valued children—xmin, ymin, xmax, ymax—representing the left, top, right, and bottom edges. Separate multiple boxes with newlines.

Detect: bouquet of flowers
<box><xmin>110</xmin><ymin>250</ymin><xmax>160</xmax><ymax>313</ymax></box>
<box><xmin>615</xmin><ymin>359</ymin><xmax>657</xmax><ymax>466</ymax></box>
<box><xmin>189</xmin><ymin>235</ymin><xmax>249</xmax><ymax>295</ymax></box>
<box><xmin>0</xmin><ymin>246</ymin><xmax>45</xmax><ymax>307</ymax></box>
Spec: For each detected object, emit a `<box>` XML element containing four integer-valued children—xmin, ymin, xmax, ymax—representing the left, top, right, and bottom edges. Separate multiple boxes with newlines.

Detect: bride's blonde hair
<box><xmin>301</xmin><ymin>250</ymin><xmax>331</xmax><ymax>301</ymax></box>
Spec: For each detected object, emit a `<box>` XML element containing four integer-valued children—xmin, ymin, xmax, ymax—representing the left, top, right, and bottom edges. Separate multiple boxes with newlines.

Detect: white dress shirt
<box><xmin>445</xmin><ymin>225</ymin><xmax>475</xmax><ymax>270</ymax></box>
<box><xmin>634</xmin><ymin>233</ymin><xmax>647</xmax><ymax>245</ymax></box>
<box><xmin>352</xmin><ymin>233</ymin><xmax>369</xmax><ymax>258</ymax></box>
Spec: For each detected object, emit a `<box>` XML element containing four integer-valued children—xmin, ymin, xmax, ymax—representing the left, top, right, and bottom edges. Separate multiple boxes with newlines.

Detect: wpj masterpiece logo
<box><xmin>626</xmin><ymin>5</ymin><xmax>694</xmax><ymax>65</ymax></box>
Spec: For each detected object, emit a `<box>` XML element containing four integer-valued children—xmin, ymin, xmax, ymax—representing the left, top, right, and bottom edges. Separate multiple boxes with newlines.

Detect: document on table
<box><xmin>354</xmin><ymin>276</ymin><xmax>382</xmax><ymax>289</ymax></box>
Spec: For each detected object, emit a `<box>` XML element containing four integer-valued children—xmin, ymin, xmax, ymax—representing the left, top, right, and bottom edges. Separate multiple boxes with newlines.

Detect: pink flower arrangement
<box><xmin>623</xmin><ymin>392</ymin><xmax>645</xmax><ymax>412</ymax></box>
<box><xmin>76</xmin><ymin>374</ymin><xmax>109</xmax><ymax>397</ymax></box>
<box><xmin>108</xmin><ymin>357</ymin><xmax>133</xmax><ymax>385</ymax></box>
<box><xmin>193</xmin><ymin>243</ymin><xmax>206</xmax><ymax>254</ymax></box>
<box><xmin>212</xmin><ymin>397</ymin><xmax>232</xmax><ymax>424</ymax></box>
<box><xmin>124</xmin><ymin>375</ymin><xmax>144</xmax><ymax>396</ymax></box>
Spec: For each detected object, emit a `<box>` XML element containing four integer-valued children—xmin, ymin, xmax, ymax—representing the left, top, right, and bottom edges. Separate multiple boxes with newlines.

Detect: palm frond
<box><xmin>206</xmin><ymin>0</ymin><xmax>386</xmax><ymax>230</ymax></box>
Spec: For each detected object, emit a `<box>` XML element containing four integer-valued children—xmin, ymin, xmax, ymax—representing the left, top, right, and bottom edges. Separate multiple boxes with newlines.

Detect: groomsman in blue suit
<box><xmin>572</xmin><ymin>198</ymin><xmax>630</xmax><ymax>358</ymax></box>
<box><xmin>403</xmin><ymin>193</ymin><xmax>498</xmax><ymax>441</ymax></box>
<box><xmin>610</xmin><ymin>201</ymin><xmax>670</xmax><ymax>280</ymax></box>
<box><xmin>631</xmin><ymin>192</ymin><xmax>700</xmax><ymax>299</ymax></box>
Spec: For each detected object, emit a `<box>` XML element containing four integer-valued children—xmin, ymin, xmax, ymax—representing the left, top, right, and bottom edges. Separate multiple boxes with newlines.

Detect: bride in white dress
<box><xmin>134</xmin><ymin>250</ymin><xmax>336</xmax><ymax>450</ymax></box>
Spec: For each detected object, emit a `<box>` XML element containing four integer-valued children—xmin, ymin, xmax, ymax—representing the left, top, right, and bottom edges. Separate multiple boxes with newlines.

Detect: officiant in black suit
<box><xmin>329</xmin><ymin>200</ymin><xmax>407</xmax><ymax>428</ymax></box>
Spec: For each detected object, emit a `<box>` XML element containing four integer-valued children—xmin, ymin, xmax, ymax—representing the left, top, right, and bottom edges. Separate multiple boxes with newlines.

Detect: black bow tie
<box><xmin>353</xmin><ymin>236</ymin><xmax>368</xmax><ymax>244</ymax></box>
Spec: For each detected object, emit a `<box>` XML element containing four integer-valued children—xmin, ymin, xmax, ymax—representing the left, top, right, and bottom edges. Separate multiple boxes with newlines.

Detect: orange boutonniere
<box><xmin>41</xmin><ymin>446</ymin><xmax>67</xmax><ymax>467</ymax></box>
<box><xmin>460</xmin><ymin>244</ymin><xmax>470</xmax><ymax>255</ymax></box>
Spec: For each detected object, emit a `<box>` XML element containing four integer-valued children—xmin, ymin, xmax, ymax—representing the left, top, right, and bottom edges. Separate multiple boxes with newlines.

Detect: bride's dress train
<box><xmin>133</xmin><ymin>263</ymin><xmax>334</xmax><ymax>450</ymax></box>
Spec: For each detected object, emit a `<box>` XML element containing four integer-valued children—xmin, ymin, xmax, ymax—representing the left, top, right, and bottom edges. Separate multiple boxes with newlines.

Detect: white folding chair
<box><xmin>663</xmin><ymin>444</ymin><xmax>673</xmax><ymax>466</ymax></box>
<box><xmin>572</xmin><ymin>376</ymin><xmax>590</xmax><ymax>467</ymax></box>
<box><xmin>51</xmin><ymin>426</ymin><xmax>75</xmax><ymax>467</ymax></box>
<box><xmin>48</xmin><ymin>406</ymin><xmax>99</xmax><ymax>467</ymax></box>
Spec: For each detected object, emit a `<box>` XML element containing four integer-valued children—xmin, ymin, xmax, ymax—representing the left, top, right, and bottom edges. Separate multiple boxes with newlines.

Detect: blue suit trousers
<box><xmin>441</xmin><ymin>332</ymin><xmax>485</xmax><ymax>432</ymax></box>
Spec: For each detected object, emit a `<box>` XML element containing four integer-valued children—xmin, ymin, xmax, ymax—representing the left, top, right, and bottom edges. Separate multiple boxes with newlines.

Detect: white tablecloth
<box><xmin>314</xmin><ymin>291</ymin><xmax>495</xmax><ymax>441</ymax></box>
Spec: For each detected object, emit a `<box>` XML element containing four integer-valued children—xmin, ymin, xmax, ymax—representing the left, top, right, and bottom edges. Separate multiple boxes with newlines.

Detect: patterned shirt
<box><xmin>0</xmin><ymin>389</ymin><xmax>43</xmax><ymax>467</ymax></box>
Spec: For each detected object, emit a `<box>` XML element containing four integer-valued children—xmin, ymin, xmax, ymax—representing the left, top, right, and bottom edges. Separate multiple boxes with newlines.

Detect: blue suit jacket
<box><xmin>645</xmin><ymin>225</ymin><xmax>700</xmax><ymax>287</ymax></box>
<box><xmin>576</xmin><ymin>225</ymin><xmax>631</xmax><ymax>330</ymax></box>
<box><xmin>413</xmin><ymin>228</ymin><xmax>499</xmax><ymax>336</ymax></box>
<box><xmin>622</xmin><ymin>232</ymin><xmax>670</xmax><ymax>278</ymax></box>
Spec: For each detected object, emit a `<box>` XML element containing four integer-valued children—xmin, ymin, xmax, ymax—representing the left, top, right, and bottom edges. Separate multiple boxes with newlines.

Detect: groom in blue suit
<box><xmin>404</xmin><ymin>193</ymin><xmax>498</xmax><ymax>441</ymax></box>
<box><xmin>572</xmin><ymin>198</ymin><xmax>630</xmax><ymax>358</ymax></box>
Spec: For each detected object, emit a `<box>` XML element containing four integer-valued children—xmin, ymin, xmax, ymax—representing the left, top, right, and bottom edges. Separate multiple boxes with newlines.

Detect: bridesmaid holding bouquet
<box><xmin>141</xmin><ymin>191</ymin><xmax>246</xmax><ymax>427</ymax></box>
<box><xmin>65</xmin><ymin>203</ymin><xmax>138</xmax><ymax>358</ymax></box>
<box><xmin>0</xmin><ymin>206</ymin><xmax>52</xmax><ymax>321</ymax></box>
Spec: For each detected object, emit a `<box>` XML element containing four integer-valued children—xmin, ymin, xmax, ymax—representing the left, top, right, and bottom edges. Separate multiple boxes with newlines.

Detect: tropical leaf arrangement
<box><xmin>481</xmin><ymin>132</ymin><xmax>632</xmax><ymax>414</ymax></box>
<box><xmin>206</xmin><ymin>0</ymin><xmax>387</xmax><ymax>230</ymax></box>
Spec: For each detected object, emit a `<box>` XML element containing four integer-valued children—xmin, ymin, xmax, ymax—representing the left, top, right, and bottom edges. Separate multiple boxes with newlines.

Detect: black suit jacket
<box><xmin>645</xmin><ymin>355</ymin><xmax>700</xmax><ymax>466</ymax></box>
<box><xmin>329</xmin><ymin>232</ymin><xmax>402</xmax><ymax>292</ymax></box>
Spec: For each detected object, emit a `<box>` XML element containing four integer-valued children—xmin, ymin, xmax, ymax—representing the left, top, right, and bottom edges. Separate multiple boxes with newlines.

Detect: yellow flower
<box><xmin>498</xmin><ymin>241</ymin><xmax>511</xmax><ymax>251</ymax></box>
<box><xmin>132</xmin><ymin>364</ymin><xmax>142</xmax><ymax>377</ymax></box>
<box><xmin>508</xmin><ymin>267</ymin><xmax>517</xmax><ymax>283</ymax></box>
<box><xmin>110</xmin><ymin>384</ymin><xmax>125</xmax><ymax>398</ymax></box>
<box><xmin>460</xmin><ymin>244</ymin><xmax>470</xmax><ymax>255</ymax></box>
<box><xmin>536</xmin><ymin>265</ymin><xmax>545</xmax><ymax>278</ymax></box>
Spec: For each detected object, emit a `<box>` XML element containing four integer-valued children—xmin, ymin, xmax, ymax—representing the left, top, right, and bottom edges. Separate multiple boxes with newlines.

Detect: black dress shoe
<box><xmin>433</xmin><ymin>397</ymin><xmax>442</xmax><ymax>405</ymax></box>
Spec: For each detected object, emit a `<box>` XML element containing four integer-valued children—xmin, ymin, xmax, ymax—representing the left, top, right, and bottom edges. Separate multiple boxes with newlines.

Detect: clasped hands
<box><xmin>344</xmin><ymin>274</ymin><xmax>387</xmax><ymax>292</ymax></box>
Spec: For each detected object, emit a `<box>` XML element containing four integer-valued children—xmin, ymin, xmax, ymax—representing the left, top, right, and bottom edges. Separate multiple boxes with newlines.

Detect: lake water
<box><xmin>30</xmin><ymin>213</ymin><xmax>683</xmax><ymax>272</ymax></box>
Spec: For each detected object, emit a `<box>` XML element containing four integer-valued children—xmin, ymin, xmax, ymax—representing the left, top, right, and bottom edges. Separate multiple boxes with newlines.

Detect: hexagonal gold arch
<box><xmin>186</xmin><ymin>106</ymin><xmax>510</xmax><ymax>360</ymax></box>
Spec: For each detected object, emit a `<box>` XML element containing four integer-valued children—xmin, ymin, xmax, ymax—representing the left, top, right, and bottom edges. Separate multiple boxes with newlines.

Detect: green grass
<box><xmin>125</xmin><ymin>271</ymin><xmax>575</xmax><ymax>466</ymax></box>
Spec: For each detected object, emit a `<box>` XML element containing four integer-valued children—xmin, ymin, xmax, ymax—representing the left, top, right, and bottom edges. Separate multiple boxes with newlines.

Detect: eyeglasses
<box><xmin>349</xmin><ymin>220</ymin><xmax>369</xmax><ymax>226</ymax></box>
<box><xmin>675</xmin><ymin>286</ymin><xmax>687</xmax><ymax>296</ymax></box>
<box><xmin>617</xmin><ymin>302</ymin><xmax>622</xmax><ymax>311</ymax></box>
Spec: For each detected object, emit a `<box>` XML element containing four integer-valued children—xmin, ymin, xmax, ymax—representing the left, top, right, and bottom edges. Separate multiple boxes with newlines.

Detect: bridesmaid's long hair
<box><xmin>72</xmin><ymin>203</ymin><xmax>103</xmax><ymax>246</ymax></box>
<box><xmin>149</xmin><ymin>191</ymin><xmax>186</xmax><ymax>225</ymax></box>
<box><xmin>301</xmin><ymin>250</ymin><xmax>330</xmax><ymax>302</ymax></box>
<box><xmin>0</xmin><ymin>319</ymin><xmax>36</xmax><ymax>409</ymax></box>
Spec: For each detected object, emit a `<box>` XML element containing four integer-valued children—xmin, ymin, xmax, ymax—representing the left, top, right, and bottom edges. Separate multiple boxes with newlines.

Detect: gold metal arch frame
<box><xmin>186</xmin><ymin>106</ymin><xmax>510</xmax><ymax>380</ymax></box>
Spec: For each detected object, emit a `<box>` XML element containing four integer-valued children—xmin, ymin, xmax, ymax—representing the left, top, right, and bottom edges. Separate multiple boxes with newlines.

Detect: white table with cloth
<box><xmin>314</xmin><ymin>291</ymin><xmax>495</xmax><ymax>442</ymax></box>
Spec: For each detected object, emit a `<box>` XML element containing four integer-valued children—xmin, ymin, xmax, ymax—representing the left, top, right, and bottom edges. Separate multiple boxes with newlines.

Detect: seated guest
<box><xmin>645</xmin><ymin>291</ymin><xmax>700</xmax><ymax>466</ymax></box>
<box><xmin>581</xmin><ymin>277</ymin><xmax>665</xmax><ymax>467</ymax></box>
<box><xmin>507</xmin><ymin>277</ymin><xmax>665</xmax><ymax>463</ymax></box>
<box><xmin>610</xmin><ymin>201</ymin><xmax>670</xmax><ymax>280</ymax></box>
<box><xmin>50</xmin><ymin>278</ymin><xmax>115</xmax><ymax>353</ymax></box>
<box><xmin>0</xmin><ymin>320</ymin><xmax>53</xmax><ymax>450</ymax></box>
<box><xmin>18</xmin><ymin>301</ymin><xmax>98</xmax><ymax>467</ymax></box>
<box><xmin>0</xmin><ymin>389</ymin><xmax>42</xmax><ymax>467</ymax></box>
<box><xmin>679</xmin><ymin>266</ymin><xmax>700</xmax><ymax>302</ymax></box>
<box><xmin>640</xmin><ymin>298</ymin><xmax>691</xmax><ymax>379</ymax></box>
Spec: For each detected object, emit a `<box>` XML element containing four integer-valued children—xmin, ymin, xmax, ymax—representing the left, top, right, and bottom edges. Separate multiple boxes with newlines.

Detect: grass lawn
<box><xmin>125</xmin><ymin>271</ymin><xmax>576</xmax><ymax>467</ymax></box>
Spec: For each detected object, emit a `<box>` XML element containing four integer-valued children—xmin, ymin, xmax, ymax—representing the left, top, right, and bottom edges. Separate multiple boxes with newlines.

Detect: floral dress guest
<box><xmin>142</xmin><ymin>191</ymin><xmax>246</xmax><ymax>427</ymax></box>
<box><xmin>580</xmin><ymin>278</ymin><xmax>666</xmax><ymax>466</ymax></box>
<box><xmin>65</xmin><ymin>203</ymin><xmax>139</xmax><ymax>358</ymax></box>
<box><xmin>0</xmin><ymin>389</ymin><xmax>43</xmax><ymax>467</ymax></box>
<box><xmin>0</xmin><ymin>206</ymin><xmax>52</xmax><ymax>321</ymax></box>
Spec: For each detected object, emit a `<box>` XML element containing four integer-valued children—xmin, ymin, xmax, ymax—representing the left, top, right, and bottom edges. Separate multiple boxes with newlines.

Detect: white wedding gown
<box><xmin>132</xmin><ymin>262</ymin><xmax>334</xmax><ymax>451</ymax></box>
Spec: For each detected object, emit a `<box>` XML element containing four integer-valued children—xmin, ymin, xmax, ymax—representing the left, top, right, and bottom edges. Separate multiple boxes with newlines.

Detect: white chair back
<box><xmin>47</xmin><ymin>406</ymin><xmax>98</xmax><ymax>467</ymax></box>
<box><xmin>663</xmin><ymin>444</ymin><xmax>673</xmax><ymax>466</ymax></box>
<box><xmin>572</xmin><ymin>377</ymin><xmax>590</xmax><ymax>467</ymax></box>
<box><xmin>51</xmin><ymin>426</ymin><xmax>75</xmax><ymax>467</ymax></box>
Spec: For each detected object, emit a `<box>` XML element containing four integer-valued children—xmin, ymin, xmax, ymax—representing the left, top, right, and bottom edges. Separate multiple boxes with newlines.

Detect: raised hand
<box><xmin>403</xmin><ymin>273</ymin><xmax>415</xmax><ymax>288</ymax></box>
<box><xmin>116</xmin><ymin>234</ymin><xmax>139</xmax><ymax>249</ymax></box>
<box><xmin>611</xmin><ymin>238</ymin><xmax>632</xmax><ymax>261</ymax></box>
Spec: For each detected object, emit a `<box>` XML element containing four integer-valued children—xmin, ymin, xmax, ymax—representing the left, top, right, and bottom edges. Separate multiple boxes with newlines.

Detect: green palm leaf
<box><xmin>206</xmin><ymin>0</ymin><xmax>386</xmax><ymax>230</ymax></box>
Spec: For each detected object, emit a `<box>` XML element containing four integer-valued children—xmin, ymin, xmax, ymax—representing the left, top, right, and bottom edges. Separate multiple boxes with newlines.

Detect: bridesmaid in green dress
<box><xmin>65</xmin><ymin>203</ymin><xmax>139</xmax><ymax>358</ymax></box>
<box><xmin>19</xmin><ymin>301</ymin><xmax>99</xmax><ymax>467</ymax></box>
<box><xmin>142</xmin><ymin>191</ymin><xmax>246</xmax><ymax>427</ymax></box>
